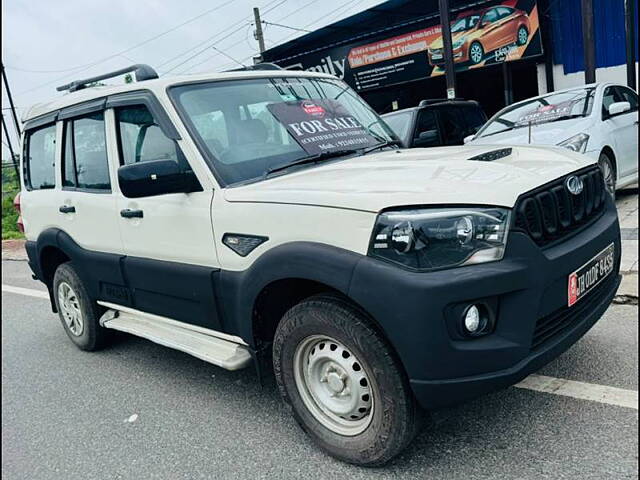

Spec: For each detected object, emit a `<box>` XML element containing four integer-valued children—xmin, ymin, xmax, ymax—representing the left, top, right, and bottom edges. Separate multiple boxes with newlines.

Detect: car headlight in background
<box><xmin>369</xmin><ymin>207</ymin><xmax>511</xmax><ymax>271</ymax></box>
<box><xmin>558</xmin><ymin>133</ymin><xmax>589</xmax><ymax>153</ymax></box>
<box><xmin>452</xmin><ymin>39</ymin><xmax>465</xmax><ymax>49</ymax></box>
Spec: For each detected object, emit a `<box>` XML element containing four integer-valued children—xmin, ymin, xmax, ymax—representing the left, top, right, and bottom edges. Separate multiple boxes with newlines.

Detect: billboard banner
<box><xmin>280</xmin><ymin>0</ymin><xmax>543</xmax><ymax>92</ymax></box>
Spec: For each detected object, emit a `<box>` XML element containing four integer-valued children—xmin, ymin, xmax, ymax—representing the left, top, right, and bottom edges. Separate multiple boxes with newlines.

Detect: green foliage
<box><xmin>1</xmin><ymin>168</ymin><xmax>22</xmax><ymax>239</ymax></box>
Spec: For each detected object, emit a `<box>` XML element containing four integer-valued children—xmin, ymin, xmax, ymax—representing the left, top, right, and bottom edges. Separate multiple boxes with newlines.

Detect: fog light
<box><xmin>464</xmin><ymin>305</ymin><xmax>481</xmax><ymax>333</ymax></box>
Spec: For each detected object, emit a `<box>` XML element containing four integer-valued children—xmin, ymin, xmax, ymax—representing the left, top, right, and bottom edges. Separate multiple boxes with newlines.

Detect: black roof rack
<box><xmin>418</xmin><ymin>98</ymin><xmax>472</xmax><ymax>106</ymax></box>
<box><xmin>56</xmin><ymin>64</ymin><xmax>158</xmax><ymax>93</ymax></box>
<box><xmin>226</xmin><ymin>62</ymin><xmax>283</xmax><ymax>72</ymax></box>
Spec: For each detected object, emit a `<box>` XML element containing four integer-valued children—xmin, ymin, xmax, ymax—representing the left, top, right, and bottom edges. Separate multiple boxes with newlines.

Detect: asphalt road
<box><xmin>2</xmin><ymin>260</ymin><xmax>638</xmax><ymax>479</ymax></box>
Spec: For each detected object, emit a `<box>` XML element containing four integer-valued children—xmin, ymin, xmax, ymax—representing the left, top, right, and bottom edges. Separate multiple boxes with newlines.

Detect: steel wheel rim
<box><xmin>599</xmin><ymin>157</ymin><xmax>615</xmax><ymax>195</ymax></box>
<box><xmin>293</xmin><ymin>335</ymin><xmax>374</xmax><ymax>436</ymax></box>
<box><xmin>470</xmin><ymin>44</ymin><xmax>483</xmax><ymax>63</ymax></box>
<box><xmin>58</xmin><ymin>282</ymin><xmax>84</xmax><ymax>336</ymax></box>
<box><xmin>518</xmin><ymin>28</ymin><xmax>527</xmax><ymax>45</ymax></box>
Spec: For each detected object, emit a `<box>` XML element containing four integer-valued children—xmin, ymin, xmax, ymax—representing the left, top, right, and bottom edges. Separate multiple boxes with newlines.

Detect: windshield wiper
<box><xmin>264</xmin><ymin>149</ymin><xmax>359</xmax><ymax>177</ymax></box>
<box><xmin>363</xmin><ymin>139</ymin><xmax>403</xmax><ymax>154</ymax></box>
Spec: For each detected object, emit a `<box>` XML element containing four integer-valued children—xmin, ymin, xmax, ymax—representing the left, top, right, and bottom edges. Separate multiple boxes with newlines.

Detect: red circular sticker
<box><xmin>301</xmin><ymin>101</ymin><xmax>325</xmax><ymax>117</ymax></box>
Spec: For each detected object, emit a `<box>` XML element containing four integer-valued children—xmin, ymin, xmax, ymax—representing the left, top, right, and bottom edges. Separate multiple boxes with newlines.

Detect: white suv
<box><xmin>18</xmin><ymin>64</ymin><xmax>621</xmax><ymax>466</ymax></box>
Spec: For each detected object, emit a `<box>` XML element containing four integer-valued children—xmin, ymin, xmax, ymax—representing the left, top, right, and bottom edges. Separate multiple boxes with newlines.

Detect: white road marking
<box><xmin>3</xmin><ymin>283</ymin><xmax>639</xmax><ymax>410</ymax></box>
<box><xmin>515</xmin><ymin>374</ymin><xmax>638</xmax><ymax>410</ymax></box>
<box><xmin>2</xmin><ymin>284</ymin><xmax>49</xmax><ymax>299</ymax></box>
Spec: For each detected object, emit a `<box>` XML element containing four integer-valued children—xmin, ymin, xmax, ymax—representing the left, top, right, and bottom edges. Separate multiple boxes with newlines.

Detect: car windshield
<box><xmin>476</xmin><ymin>88</ymin><xmax>596</xmax><ymax>138</ymax></box>
<box><xmin>382</xmin><ymin>111</ymin><xmax>413</xmax><ymax>142</ymax></box>
<box><xmin>169</xmin><ymin>76</ymin><xmax>397</xmax><ymax>185</ymax></box>
<box><xmin>451</xmin><ymin>15</ymin><xmax>480</xmax><ymax>32</ymax></box>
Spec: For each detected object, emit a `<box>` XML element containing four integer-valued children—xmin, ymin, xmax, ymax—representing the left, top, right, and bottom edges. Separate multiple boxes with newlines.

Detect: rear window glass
<box><xmin>25</xmin><ymin>124</ymin><xmax>57</xmax><ymax>190</ymax></box>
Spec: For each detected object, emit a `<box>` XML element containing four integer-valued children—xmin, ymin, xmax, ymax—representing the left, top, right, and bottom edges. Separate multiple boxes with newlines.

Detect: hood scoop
<box><xmin>468</xmin><ymin>148</ymin><xmax>513</xmax><ymax>162</ymax></box>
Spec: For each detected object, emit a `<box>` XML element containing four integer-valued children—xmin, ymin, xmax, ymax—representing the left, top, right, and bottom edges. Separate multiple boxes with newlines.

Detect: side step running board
<box><xmin>98</xmin><ymin>302</ymin><xmax>251</xmax><ymax>371</ymax></box>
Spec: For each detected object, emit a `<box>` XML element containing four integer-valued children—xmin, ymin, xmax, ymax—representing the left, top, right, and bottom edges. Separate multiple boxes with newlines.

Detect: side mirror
<box><xmin>463</xmin><ymin>134</ymin><xmax>475</xmax><ymax>144</ymax></box>
<box><xmin>608</xmin><ymin>101</ymin><xmax>631</xmax><ymax>116</ymax></box>
<box><xmin>118</xmin><ymin>159</ymin><xmax>200</xmax><ymax>198</ymax></box>
<box><xmin>414</xmin><ymin>129</ymin><xmax>439</xmax><ymax>147</ymax></box>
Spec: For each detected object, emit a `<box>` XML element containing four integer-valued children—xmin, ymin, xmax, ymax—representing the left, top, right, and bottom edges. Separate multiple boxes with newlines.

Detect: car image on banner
<box><xmin>278</xmin><ymin>0</ymin><xmax>543</xmax><ymax>93</ymax></box>
<box><xmin>427</xmin><ymin>3</ymin><xmax>533</xmax><ymax>70</ymax></box>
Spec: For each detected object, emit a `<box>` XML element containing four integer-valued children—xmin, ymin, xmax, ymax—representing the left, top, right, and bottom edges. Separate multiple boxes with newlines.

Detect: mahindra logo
<box><xmin>565</xmin><ymin>175</ymin><xmax>584</xmax><ymax>195</ymax></box>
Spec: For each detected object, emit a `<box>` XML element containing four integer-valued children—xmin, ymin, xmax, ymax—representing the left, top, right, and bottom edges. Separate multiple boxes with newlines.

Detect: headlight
<box><xmin>369</xmin><ymin>207</ymin><xmax>511</xmax><ymax>271</ymax></box>
<box><xmin>558</xmin><ymin>133</ymin><xmax>589</xmax><ymax>153</ymax></box>
<box><xmin>452</xmin><ymin>39</ymin><xmax>465</xmax><ymax>49</ymax></box>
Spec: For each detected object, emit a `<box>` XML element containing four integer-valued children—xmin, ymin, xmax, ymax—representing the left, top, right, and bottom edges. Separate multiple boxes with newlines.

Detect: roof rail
<box><xmin>56</xmin><ymin>64</ymin><xmax>158</xmax><ymax>93</ymax></box>
<box><xmin>418</xmin><ymin>98</ymin><xmax>469</xmax><ymax>106</ymax></box>
<box><xmin>226</xmin><ymin>62</ymin><xmax>283</xmax><ymax>72</ymax></box>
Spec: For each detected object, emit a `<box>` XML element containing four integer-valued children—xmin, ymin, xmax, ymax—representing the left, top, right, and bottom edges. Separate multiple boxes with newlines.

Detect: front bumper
<box><xmin>348</xmin><ymin>197</ymin><xmax>621</xmax><ymax>409</ymax></box>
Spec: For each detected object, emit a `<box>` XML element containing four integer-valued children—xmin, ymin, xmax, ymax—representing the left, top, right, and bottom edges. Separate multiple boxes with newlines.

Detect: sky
<box><xmin>1</xmin><ymin>0</ymin><xmax>384</xmax><ymax>161</ymax></box>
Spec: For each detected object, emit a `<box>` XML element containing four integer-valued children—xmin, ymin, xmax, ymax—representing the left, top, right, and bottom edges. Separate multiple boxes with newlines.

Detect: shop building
<box><xmin>261</xmin><ymin>0</ymin><xmax>638</xmax><ymax>116</ymax></box>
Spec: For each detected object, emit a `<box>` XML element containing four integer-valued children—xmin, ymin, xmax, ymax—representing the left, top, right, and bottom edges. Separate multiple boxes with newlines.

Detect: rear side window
<box><xmin>25</xmin><ymin>124</ymin><xmax>56</xmax><ymax>190</ymax></box>
<box><xmin>115</xmin><ymin>105</ymin><xmax>183</xmax><ymax>165</ymax></box>
<box><xmin>62</xmin><ymin>112</ymin><xmax>111</xmax><ymax>191</ymax></box>
<box><xmin>460</xmin><ymin>106</ymin><xmax>487</xmax><ymax>134</ymax></box>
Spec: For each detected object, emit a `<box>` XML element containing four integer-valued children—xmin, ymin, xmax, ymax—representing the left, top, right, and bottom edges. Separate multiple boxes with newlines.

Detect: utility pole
<box><xmin>581</xmin><ymin>0</ymin><xmax>596</xmax><ymax>84</ymax></box>
<box><xmin>625</xmin><ymin>0</ymin><xmax>636</xmax><ymax>90</ymax></box>
<box><xmin>1</xmin><ymin>62</ymin><xmax>21</xmax><ymax>137</ymax></box>
<box><xmin>1</xmin><ymin>113</ymin><xmax>20</xmax><ymax>179</ymax></box>
<box><xmin>437</xmin><ymin>0</ymin><xmax>456</xmax><ymax>99</ymax></box>
<box><xmin>253</xmin><ymin>7</ymin><xmax>266</xmax><ymax>63</ymax></box>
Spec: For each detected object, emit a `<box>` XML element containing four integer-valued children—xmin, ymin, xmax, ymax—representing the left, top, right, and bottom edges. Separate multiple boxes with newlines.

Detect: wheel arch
<box><xmin>217</xmin><ymin>242</ymin><xmax>381</xmax><ymax>348</ymax></box>
<box><xmin>600</xmin><ymin>146</ymin><xmax>617</xmax><ymax>180</ymax></box>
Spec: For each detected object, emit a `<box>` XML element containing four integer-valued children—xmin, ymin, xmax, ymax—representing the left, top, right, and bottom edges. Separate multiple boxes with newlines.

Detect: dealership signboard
<box><xmin>280</xmin><ymin>0</ymin><xmax>543</xmax><ymax>92</ymax></box>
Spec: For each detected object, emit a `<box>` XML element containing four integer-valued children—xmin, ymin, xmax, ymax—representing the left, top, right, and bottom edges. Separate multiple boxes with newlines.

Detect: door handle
<box><xmin>59</xmin><ymin>205</ymin><xmax>76</xmax><ymax>214</ymax></box>
<box><xmin>120</xmin><ymin>208</ymin><xmax>144</xmax><ymax>219</ymax></box>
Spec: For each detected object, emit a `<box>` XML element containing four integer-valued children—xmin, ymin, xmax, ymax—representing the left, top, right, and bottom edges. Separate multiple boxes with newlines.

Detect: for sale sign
<box><xmin>267</xmin><ymin>99</ymin><xmax>378</xmax><ymax>155</ymax></box>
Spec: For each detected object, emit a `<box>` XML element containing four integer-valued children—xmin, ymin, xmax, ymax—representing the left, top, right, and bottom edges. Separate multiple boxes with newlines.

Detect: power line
<box><xmin>14</xmin><ymin>0</ymin><xmax>236</xmax><ymax>96</ymax></box>
<box><xmin>157</xmin><ymin>0</ymin><xmax>285</xmax><ymax>73</ymax></box>
<box><xmin>261</xmin><ymin>21</ymin><xmax>311</xmax><ymax>33</ymax></box>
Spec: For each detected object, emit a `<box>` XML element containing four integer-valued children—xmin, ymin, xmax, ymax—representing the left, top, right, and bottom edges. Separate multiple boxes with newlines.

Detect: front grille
<box><xmin>513</xmin><ymin>167</ymin><xmax>607</xmax><ymax>247</ymax></box>
<box><xmin>531</xmin><ymin>266</ymin><xmax>617</xmax><ymax>350</ymax></box>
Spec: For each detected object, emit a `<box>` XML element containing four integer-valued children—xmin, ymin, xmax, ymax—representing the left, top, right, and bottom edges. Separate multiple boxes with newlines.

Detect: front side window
<box><xmin>25</xmin><ymin>124</ymin><xmax>56</xmax><ymax>190</ymax></box>
<box><xmin>438</xmin><ymin>108</ymin><xmax>466</xmax><ymax>144</ymax></box>
<box><xmin>451</xmin><ymin>15</ymin><xmax>480</xmax><ymax>33</ymax></box>
<box><xmin>170</xmin><ymin>77</ymin><xmax>396</xmax><ymax>185</ymax></box>
<box><xmin>614</xmin><ymin>86</ymin><xmax>638</xmax><ymax>111</ymax></box>
<box><xmin>115</xmin><ymin>105</ymin><xmax>185</xmax><ymax>166</ymax></box>
<box><xmin>413</xmin><ymin>110</ymin><xmax>441</xmax><ymax>147</ymax></box>
<box><xmin>62</xmin><ymin>112</ymin><xmax>110</xmax><ymax>190</ymax></box>
<box><xmin>476</xmin><ymin>88</ymin><xmax>596</xmax><ymax>138</ymax></box>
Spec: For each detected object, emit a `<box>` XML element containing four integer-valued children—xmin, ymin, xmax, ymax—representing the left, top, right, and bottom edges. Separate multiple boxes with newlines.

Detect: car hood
<box><xmin>471</xmin><ymin>116</ymin><xmax>593</xmax><ymax>147</ymax></box>
<box><xmin>223</xmin><ymin>145</ymin><xmax>594</xmax><ymax>213</ymax></box>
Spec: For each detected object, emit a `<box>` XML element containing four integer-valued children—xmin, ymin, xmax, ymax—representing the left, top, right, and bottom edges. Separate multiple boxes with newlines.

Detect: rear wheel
<box><xmin>469</xmin><ymin>42</ymin><xmax>484</xmax><ymax>65</ymax></box>
<box><xmin>273</xmin><ymin>294</ymin><xmax>422</xmax><ymax>466</ymax></box>
<box><xmin>517</xmin><ymin>26</ymin><xmax>529</xmax><ymax>46</ymax></box>
<box><xmin>53</xmin><ymin>262</ymin><xmax>110</xmax><ymax>351</ymax></box>
<box><xmin>598</xmin><ymin>152</ymin><xmax>616</xmax><ymax>198</ymax></box>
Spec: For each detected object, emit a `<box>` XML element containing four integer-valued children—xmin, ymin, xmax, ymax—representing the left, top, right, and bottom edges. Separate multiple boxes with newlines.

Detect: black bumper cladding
<box><xmin>348</xmin><ymin>195</ymin><xmax>621</xmax><ymax>410</ymax></box>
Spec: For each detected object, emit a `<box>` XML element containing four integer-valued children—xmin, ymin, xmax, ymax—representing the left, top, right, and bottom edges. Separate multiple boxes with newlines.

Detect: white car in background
<box><xmin>466</xmin><ymin>83</ymin><xmax>639</xmax><ymax>193</ymax></box>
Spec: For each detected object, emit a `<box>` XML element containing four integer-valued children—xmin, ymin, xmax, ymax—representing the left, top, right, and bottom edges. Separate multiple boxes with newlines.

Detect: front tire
<box><xmin>53</xmin><ymin>262</ymin><xmax>110</xmax><ymax>351</ymax></box>
<box><xmin>598</xmin><ymin>152</ymin><xmax>616</xmax><ymax>198</ymax></box>
<box><xmin>273</xmin><ymin>294</ymin><xmax>422</xmax><ymax>466</ymax></box>
<box><xmin>469</xmin><ymin>41</ymin><xmax>484</xmax><ymax>65</ymax></box>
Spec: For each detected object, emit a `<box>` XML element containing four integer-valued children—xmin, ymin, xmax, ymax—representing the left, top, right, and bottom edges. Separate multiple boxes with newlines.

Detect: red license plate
<box><xmin>568</xmin><ymin>243</ymin><xmax>615</xmax><ymax>307</ymax></box>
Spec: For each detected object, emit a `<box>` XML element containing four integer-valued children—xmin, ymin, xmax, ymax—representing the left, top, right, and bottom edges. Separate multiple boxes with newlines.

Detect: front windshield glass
<box><xmin>451</xmin><ymin>15</ymin><xmax>480</xmax><ymax>32</ymax></box>
<box><xmin>170</xmin><ymin>76</ymin><xmax>396</xmax><ymax>185</ymax></box>
<box><xmin>476</xmin><ymin>87</ymin><xmax>596</xmax><ymax>138</ymax></box>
